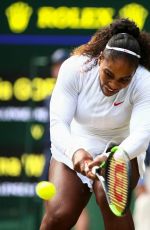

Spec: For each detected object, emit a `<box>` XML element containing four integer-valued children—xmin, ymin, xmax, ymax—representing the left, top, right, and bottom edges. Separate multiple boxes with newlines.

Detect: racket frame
<box><xmin>94</xmin><ymin>146</ymin><xmax>132</xmax><ymax>217</ymax></box>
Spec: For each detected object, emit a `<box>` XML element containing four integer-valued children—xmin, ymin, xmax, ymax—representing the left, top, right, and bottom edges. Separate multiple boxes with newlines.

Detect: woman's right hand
<box><xmin>72</xmin><ymin>149</ymin><xmax>93</xmax><ymax>175</ymax></box>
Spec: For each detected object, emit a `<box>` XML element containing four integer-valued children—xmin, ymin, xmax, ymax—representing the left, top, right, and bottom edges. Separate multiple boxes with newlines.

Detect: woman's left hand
<box><xmin>85</xmin><ymin>154</ymin><xmax>108</xmax><ymax>180</ymax></box>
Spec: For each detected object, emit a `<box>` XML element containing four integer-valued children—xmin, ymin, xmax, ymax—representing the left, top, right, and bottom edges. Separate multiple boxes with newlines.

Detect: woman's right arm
<box><xmin>50</xmin><ymin>57</ymin><xmax>86</xmax><ymax>160</ymax></box>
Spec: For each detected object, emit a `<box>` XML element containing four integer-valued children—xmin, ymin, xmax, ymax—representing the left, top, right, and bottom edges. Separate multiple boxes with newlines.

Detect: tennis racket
<box><xmin>92</xmin><ymin>142</ymin><xmax>132</xmax><ymax>217</ymax></box>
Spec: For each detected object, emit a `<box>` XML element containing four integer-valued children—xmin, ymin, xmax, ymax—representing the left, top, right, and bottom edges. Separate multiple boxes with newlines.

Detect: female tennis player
<box><xmin>40</xmin><ymin>18</ymin><xmax>150</xmax><ymax>230</ymax></box>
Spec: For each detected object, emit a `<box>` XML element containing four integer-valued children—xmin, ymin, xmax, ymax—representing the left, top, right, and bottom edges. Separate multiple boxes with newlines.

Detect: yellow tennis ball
<box><xmin>36</xmin><ymin>181</ymin><xmax>56</xmax><ymax>200</ymax></box>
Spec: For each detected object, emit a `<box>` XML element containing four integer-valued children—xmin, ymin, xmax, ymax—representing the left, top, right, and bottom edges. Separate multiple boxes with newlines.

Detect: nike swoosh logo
<box><xmin>114</xmin><ymin>101</ymin><xmax>124</xmax><ymax>106</ymax></box>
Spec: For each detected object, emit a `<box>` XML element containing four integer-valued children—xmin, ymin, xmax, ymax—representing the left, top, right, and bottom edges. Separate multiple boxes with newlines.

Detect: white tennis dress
<box><xmin>50</xmin><ymin>55</ymin><xmax>150</xmax><ymax>188</ymax></box>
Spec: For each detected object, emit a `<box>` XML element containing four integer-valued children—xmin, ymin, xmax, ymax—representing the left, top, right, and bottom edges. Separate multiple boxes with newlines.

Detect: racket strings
<box><xmin>106</xmin><ymin>158</ymin><xmax>129</xmax><ymax>210</ymax></box>
<box><xmin>108</xmin><ymin>183</ymin><xmax>128</xmax><ymax>196</ymax></box>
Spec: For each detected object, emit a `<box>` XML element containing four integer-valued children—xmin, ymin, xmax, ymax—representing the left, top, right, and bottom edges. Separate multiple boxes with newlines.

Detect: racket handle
<box><xmin>91</xmin><ymin>166</ymin><xmax>99</xmax><ymax>175</ymax></box>
<box><xmin>102</xmin><ymin>151</ymin><xmax>110</xmax><ymax>158</ymax></box>
<box><xmin>100</xmin><ymin>161</ymin><xmax>106</xmax><ymax>168</ymax></box>
<box><xmin>92</xmin><ymin>160</ymin><xmax>106</xmax><ymax>175</ymax></box>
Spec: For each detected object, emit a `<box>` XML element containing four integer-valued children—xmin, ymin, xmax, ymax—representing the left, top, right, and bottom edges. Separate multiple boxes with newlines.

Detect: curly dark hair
<box><xmin>72</xmin><ymin>18</ymin><xmax>150</xmax><ymax>70</ymax></box>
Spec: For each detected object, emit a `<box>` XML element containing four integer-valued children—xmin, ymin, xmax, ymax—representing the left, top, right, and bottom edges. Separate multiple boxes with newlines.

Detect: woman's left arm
<box><xmin>119</xmin><ymin>75</ymin><xmax>150</xmax><ymax>159</ymax></box>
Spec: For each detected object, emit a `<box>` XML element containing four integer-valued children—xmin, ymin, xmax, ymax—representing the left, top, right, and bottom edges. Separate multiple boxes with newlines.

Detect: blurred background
<box><xmin>0</xmin><ymin>0</ymin><xmax>150</xmax><ymax>229</ymax></box>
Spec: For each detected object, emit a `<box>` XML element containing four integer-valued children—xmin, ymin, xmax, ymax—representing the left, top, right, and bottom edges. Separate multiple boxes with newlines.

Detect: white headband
<box><xmin>106</xmin><ymin>44</ymin><xmax>141</xmax><ymax>58</ymax></box>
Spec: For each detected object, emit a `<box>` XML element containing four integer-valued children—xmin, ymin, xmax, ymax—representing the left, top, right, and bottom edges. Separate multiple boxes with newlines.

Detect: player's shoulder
<box><xmin>57</xmin><ymin>55</ymin><xmax>88</xmax><ymax>81</ymax></box>
<box><xmin>128</xmin><ymin>65</ymin><xmax>150</xmax><ymax>98</ymax></box>
<box><xmin>136</xmin><ymin>65</ymin><xmax>150</xmax><ymax>81</ymax></box>
<box><xmin>137</xmin><ymin>65</ymin><xmax>150</xmax><ymax>74</ymax></box>
<box><xmin>62</xmin><ymin>55</ymin><xmax>89</xmax><ymax>69</ymax></box>
<box><xmin>133</xmin><ymin>65</ymin><xmax>150</xmax><ymax>88</ymax></box>
<box><xmin>56</xmin><ymin>55</ymin><xmax>89</xmax><ymax>88</ymax></box>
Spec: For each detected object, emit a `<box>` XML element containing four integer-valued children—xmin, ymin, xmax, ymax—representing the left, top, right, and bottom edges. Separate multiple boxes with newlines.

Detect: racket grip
<box><xmin>92</xmin><ymin>166</ymin><xmax>99</xmax><ymax>175</ymax></box>
<box><xmin>100</xmin><ymin>161</ymin><xmax>106</xmax><ymax>168</ymax></box>
<box><xmin>102</xmin><ymin>152</ymin><xmax>110</xmax><ymax>158</ymax></box>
